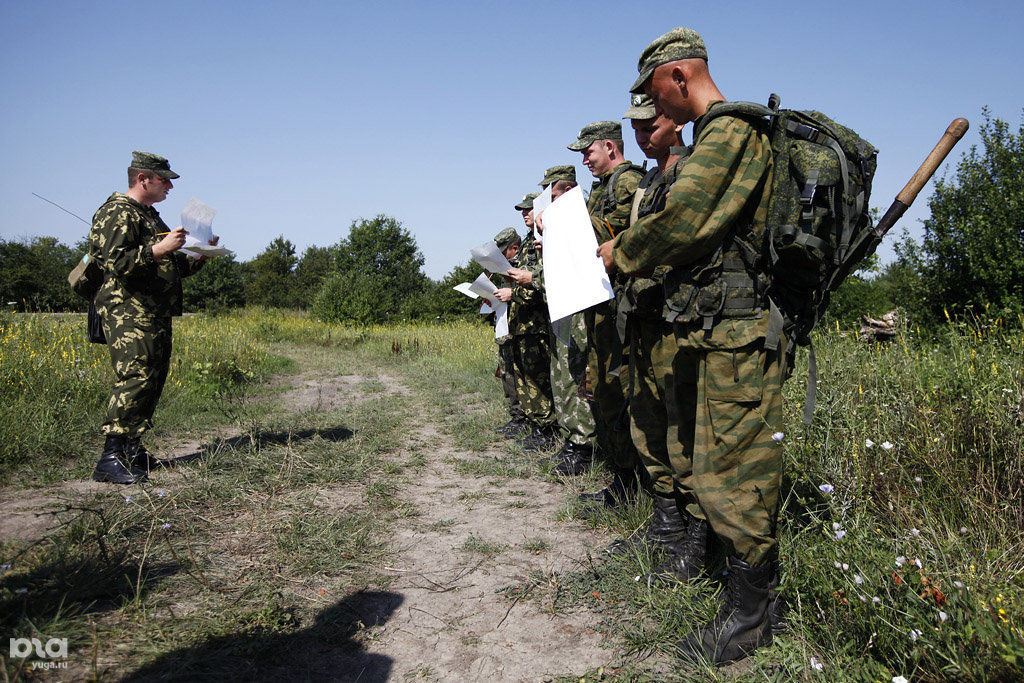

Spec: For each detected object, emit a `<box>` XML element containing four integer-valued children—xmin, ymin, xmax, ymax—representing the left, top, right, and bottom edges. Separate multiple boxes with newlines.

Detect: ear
<box><xmin>670</xmin><ymin>64</ymin><xmax>687</xmax><ymax>94</ymax></box>
<box><xmin>605</xmin><ymin>140</ymin><xmax>618</xmax><ymax>157</ymax></box>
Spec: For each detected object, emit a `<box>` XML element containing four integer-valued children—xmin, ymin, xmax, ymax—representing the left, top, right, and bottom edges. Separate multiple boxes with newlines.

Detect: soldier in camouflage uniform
<box><xmin>493</xmin><ymin>227</ymin><xmax>556</xmax><ymax>449</ymax></box>
<box><xmin>598</xmin><ymin>28</ymin><xmax>785</xmax><ymax>664</ymax></box>
<box><xmin>89</xmin><ymin>151</ymin><xmax>210</xmax><ymax>484</ymax></box>
<box><xmin>564</xmin><ymin>122</ymin><xmax>644</xmax><ymax>483</ymax></box>
<box><xmin>509</xmin><ymin>167</ymin><xmax>600</xmax><ymax>468</ymax></box>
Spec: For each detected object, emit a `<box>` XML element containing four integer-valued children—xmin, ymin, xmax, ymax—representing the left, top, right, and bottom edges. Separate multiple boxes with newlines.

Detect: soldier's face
<box><xmin>140</xmin><ymin>174</ymin><xmax>173</xmax><ymax>204</ymax></box>
<box><xmin>646</xmin><ymin>64</ymin><xmax>690</xmax><ymax>125</ymax></box>
<box><xmin>503</xmin><ymin>244</ymin><xmax>519</xmax><ymax>260</ymax></box>
<box><xmin>522</xmin><ymin>209</ymin><xmax>534</xmax><ymax>228</ymax></box>
<box><xmin>581</xmin><ymin>141</ymin><xmax>615</xmax><ymax>177</ymax></box>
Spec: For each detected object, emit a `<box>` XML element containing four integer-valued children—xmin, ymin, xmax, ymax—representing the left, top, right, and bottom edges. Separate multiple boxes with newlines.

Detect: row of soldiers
<box><xmin>487</xmin><ymin>26</ymin><xmax>789</xmax><ymax>666</ymax></box>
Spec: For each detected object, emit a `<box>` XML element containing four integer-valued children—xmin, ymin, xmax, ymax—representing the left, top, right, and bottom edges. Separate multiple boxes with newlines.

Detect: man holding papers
<box><xmin>88</xmin><ymin>151</ymin><xmax>214</xmax><ymax>484</ymax></box>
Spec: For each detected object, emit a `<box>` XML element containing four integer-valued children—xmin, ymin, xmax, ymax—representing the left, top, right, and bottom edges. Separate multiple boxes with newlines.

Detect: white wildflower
<box><xmin>913</xmin><ymin>558</ymin><xmax>923</xmax><ymax>569</ymax></box>
<box><xmin>910</xmin><ymin>528</ymin><xmax>921</xmax><ymax>537</ymax></box>
<box><xmin>842</xmin><ymin>563</ymin><xmax>850</xmax><ymax>571</ymax></box>
<box><xmin>909</xmin><ymin>628</ymin><xmax>923</xmax><ymax>642</ymax></box>
<box><xmin>865</xmin><ymin>438</ymin><xmax>875</xmax><ymax>448</ymax></box>
<box><xmin>914</xmin><ymin>476</ymin><xmax>923</xmax><ymax>483</ymax></box>
<box><xmin>819</xmin><ymin>483</ymin><xmax>834</xmax><ymax>494</ymax></box>
<box><xmin>834</xmin><ymin>561</ymin><xmax>843</xmax><ymax>569</ymax></box>
<box><xmin>772</xmin><ymin>431</ymin><xmax>785</xmax><ymax>442</ymax></box>
<box><xmin>872</xmin><ymin>596</ymin><xmax>881</xmax><ymax>604</ymax></box>
<box><xmin>810</xmin><ymin>656</ymin><xmax>824</xmax><ymax>671</ymax></box>
<box><xmin>939</xmin><ymin>611</ymin><xmax>948</xmax><ymax>622</ymax></box>
<box><xmin>893</xmin><ymin>677</ymin><xmax>909</xmax><ymax>683</ymax></box>
<box><xmin>881</xmin><ymin>441</ymin><xmax>894</xmax><ymax>450</ymax></box>
<box><xmin>896</xmin><ymin>556</ymin><xmax>907</xmax><ymax>567</ymax></box>
<box><xmin>959</xmin><ymin>527</ymin><xmax>968</xmax><ymax>534</ymax></box>
<box><xmin>954</xmin><ymin>581</ymin><xmax>964</xmax><ymax>589</ymax></box>
<box><xmin>855</xmin><ymin>574</ymin><xmax>864</xmax><ymax>584</ymax></box>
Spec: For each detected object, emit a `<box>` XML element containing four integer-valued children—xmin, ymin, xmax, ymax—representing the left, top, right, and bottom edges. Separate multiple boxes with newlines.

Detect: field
<box><xmin>1</xmin><ymin>309</ymin><xmax>1022</xmax><ymax>681</ymax></box>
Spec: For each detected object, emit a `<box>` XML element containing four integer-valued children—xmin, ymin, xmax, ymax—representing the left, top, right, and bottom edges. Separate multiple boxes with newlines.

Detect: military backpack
<box><xmin>693</xmin><ymin>94</ymin><xmax>878</xmax><ymax>422</ymax></box>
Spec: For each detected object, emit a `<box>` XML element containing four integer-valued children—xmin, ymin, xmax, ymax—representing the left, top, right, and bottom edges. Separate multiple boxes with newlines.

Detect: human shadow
<box><xmin>122</xmin><ymin>589</ymin><xmax>402</xmax><ymax>682</ymax></box>
<box><xmin>158</xmin><ymin>426</ymin><xmax>355</xmax><ymax>466</ymax></box>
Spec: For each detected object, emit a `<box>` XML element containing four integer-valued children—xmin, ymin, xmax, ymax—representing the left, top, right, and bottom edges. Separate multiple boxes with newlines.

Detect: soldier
<box><xmin>492</xmin><ymin>227</ymin><xmax>557</xmax><ymax>450</ymax></box>
<box><xmin>598</xmin><ymin>28</ymin><xmax>785</xmax><ymax>664</ymax></box>
<box><xmin>510</xmin><ymin>166</ymin><xmax>600</xmax><ymax>472</ymax></box>
<box><xmin>565</xmin><ymin>122</ymin><xmax>644</xmax><ymax>483</ymax></box>
<box><xmin>89</xmin><ymin>151</ymin><xmax>212</xmax><ymax>484</ymax></box>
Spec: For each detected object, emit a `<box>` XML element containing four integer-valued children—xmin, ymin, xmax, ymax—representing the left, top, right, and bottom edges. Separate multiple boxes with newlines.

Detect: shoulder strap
<box><xmin>692</xmin><ymin>100</ymin><xmax>776</xmax><ymax>142</ymax></box>
<box><xmin>603</xmin><ymin>163</ymin><xmax>646</xmax><ymax>216</ymax></box>
<box><xmin>629</xmin><ymin>166</ymin><xmax>661</xmax><ymax>227</ymax></box>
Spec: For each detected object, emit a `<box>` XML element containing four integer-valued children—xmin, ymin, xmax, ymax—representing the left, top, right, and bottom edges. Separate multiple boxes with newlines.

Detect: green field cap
<box><xmin>539</xmin><ymin>165</ymin><xmax>576</xmax><ymax>187</ymax></box>
<box><xmin>515</xmin><ymin>191</ymin><xmax>540</xmax><ymax>211</ymax></box>
<box><xmin>623</xmin><ymin>93</ymin><xmax>657</xmax><ymax>120</ymax></box>
<box><xmin>630</xmin><ymin>27</ymin><xmax>707</xmax><ymax>94</ymax></box>
<box><xmin>130</xmin><ymin>150</ymin><xmax>179</xmax><ymax>179</ymax></box>
<box><xmin>567</xmin><ymin>121</ymin><xmax>622</xmax><ymax>151</ymax></box>
<box><xmin>493</xmin><ymin>227</ymin><xmax>521</xmax><ymax>251</ymax></box>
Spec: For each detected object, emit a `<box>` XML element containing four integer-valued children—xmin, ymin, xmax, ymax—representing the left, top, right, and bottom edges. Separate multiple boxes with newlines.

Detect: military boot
<box><xmin>92</xmin><ymin>436</ymin><xmax>147</xmax><ymax>484</ymax></box>
<box><xmin>606</xmin><ymin>493</ymin><xmax>687</xmax><ymax>556</ymax></box>
<box><xmin>126</xmin><ymin>437</ymin><xmax>163</xmax><ymax>473</ymax></box>
<box><xmin>579</xmin><ymin>466</ymin><xmax>637</xmax><ymax>507</ymax></box>
<box><xmin>551</xmin><ymin>442</ymin><xmax>593</xmax><ymax>474</ymax></box>
<box><xmin>518</xmin><ymin>426</ymin><xmax>557</xmax><ymax>452</ymax></box>
<box><xmin>674</xmin><ymin>555</ymin><xmax>776</xmax><ymax>665</ymax></box>
<box><xmin>643</xmin><ymin>513</ymin><xmax>709</xmax><ymax>585</ymax></box>
<box><xmin>500</xmin><ymin>417</ymin><xmax>531</xmax><ymax>439</ymax></box>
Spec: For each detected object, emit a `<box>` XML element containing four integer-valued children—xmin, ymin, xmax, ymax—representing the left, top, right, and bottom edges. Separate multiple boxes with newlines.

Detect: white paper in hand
<box><xmin>180</xmin><ymin>198</ymin><xmax>232</xmax><ymax>258</ymax></box>
<box><xmin>470</xmin><ymin>240</ymin><xmax>513</xmax><ymax>274</ymax></box>
<box><xmin>541</xmin><ymin>186</ymin><xmax>613</xmax><ymax>320</ymax></box>
<box><xmin>531</xmin><ymin>185</ymin><xmax>552</xmax><ymax>244</ymax></box>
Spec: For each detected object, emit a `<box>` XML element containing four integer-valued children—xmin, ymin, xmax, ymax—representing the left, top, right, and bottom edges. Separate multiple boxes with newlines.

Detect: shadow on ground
<box><xmin>158</xmin><ymin>426</ymin><xmax>355</xmax><ymax>465</ymax></box>
<box><xmin>122</xmin><ymin>589</ymin><xmax>403</xmax><ymax>682</ymax></box>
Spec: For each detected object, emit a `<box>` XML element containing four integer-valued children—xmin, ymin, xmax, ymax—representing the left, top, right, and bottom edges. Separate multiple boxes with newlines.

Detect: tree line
<box><xmin>2</xmin><ymin>111</ymin><xmax>1021</xmax><ymax>328</ymax></box>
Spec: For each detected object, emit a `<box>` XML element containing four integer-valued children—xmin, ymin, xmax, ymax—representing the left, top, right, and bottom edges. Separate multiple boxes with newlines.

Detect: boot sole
<box><xmin>92</xmin><ymin>471</ymin><xmax>146</xmax><ymax>485</ymax></box>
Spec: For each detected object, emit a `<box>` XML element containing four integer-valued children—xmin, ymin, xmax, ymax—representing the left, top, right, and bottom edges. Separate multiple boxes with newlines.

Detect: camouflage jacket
<box><xmin>89</xmin><ymin>193</ymin><xmax>204</xmax><ymax>320</ymax></box>
<box><xmin>507</xmin><ymin>238</ymin><xmax>548</xmax><ymax>336</ymax></box>
<box><xmin>587</xmin><ymin>161</ymin><xmax>644</xmax><ymax>244</ymax></box>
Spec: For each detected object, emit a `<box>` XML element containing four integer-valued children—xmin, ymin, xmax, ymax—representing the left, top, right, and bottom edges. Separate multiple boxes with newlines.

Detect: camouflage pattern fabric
<box><xmin>101</xmin><ymin>315</ymin><xmax>172</xmax><ymax>437</ymax></box>
<box><xmin>497</xmin><ymin>336</ymin><xmax>524</xmax><ymax>420</ymax></box>
<box><xmin>587</xmin><ymin>161</ymin><xmax>643</xmax><ymax>243</ymax></box>
<box><xmin>90</xmin><ymin>193</ymin><xmax>204</xmax><ymax>320</ymax></box>
<box><xmin>512</xmin><ymin>333</ymin><xmax>555</xmax><ymax>428</ymax></box>
<box><xmin>506</xmin><ymin>239</ymin><xmax>548</xmax><ymax>336</ymax></box>
<box><xmin>548</xmin><ymin>312</ymin><xmax>596</xmax><ymax>447</ymax></box>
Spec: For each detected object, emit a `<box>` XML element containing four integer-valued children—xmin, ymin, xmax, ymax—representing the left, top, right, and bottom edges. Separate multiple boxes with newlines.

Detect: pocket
<box><xmin>704</xmin><ymin>346</ymin><xmax>763</xmax><ymax>403</ymax></box>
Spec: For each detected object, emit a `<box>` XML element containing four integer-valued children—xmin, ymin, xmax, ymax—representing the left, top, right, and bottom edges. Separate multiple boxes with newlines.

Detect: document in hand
<box><xmin>180</xmin><ymin>198</ymin><xmax>233</xmax><ymax>258</ymax></box>
<box><xmin>470</xmin><ymin>240</ymin><xmax>513</xmax><ymax>274</ymax></box>
<box><xmin>540</xmin><ymin>186</ymin><xmax>613</xmax><ymax>321</ymax></box>
<box><xmin>453</xmin><ymin>274</ymin><xmax>508</xmax><ymax>338</ymax></box>
<box><xmin>531</xmin><ymin>185</ymin><xmax>553</xmax><ymax>244</ymax></box>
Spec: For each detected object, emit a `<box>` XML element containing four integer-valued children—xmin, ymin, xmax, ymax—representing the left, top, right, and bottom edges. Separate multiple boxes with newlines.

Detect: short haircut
<box><xmin>127</xmin><ymin>167</ymin><xmax>157</xmax><ymax>187</ymax></box>
<box><xmin>552</xmin><ymin>179</ymin><xmax>577</xmax><ymax>193</ymax></box>
<box><xmin>610</xmin><ymin>139</ymin><xmax>625</xmax><ymax>154</ymax></box>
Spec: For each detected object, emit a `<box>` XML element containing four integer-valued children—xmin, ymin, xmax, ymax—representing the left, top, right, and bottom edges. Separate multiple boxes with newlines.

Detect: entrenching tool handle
<box><xmin>874</xmin><ymin>118</ymin><xmax>970</xmax><ymax>238</ymax></box>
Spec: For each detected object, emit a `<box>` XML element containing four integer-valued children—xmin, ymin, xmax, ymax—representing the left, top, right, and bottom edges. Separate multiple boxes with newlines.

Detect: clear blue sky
<box><xmin>1</xmin><ymin>0</ymin><xmax>1021</xmax><ymax>279</ymax></box>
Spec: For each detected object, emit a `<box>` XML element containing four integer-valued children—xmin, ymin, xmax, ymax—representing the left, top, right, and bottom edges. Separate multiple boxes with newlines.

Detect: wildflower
<box><xmin>909</xmin><ymin>628</ymin><xmax>923</xmax><ymax>642</ymax></box>
<box><xmin>872</xmin><ymin>596</ymin><xmax>881</xmax><ymax>604</ymax></box>
<box><xmin>832</xmin><ymin>522</ymin><xmax>846</xmax><ymax>540</ymax></box>
<box><xmin>914</xmin><ymin>476</ymin><xmax>922</xmax><ymax>483</ymax></box>
<box><xmin>834</xmin><ymin>561</ymin><xmax>843</xmax><ymax>569</ymax></box>
<box><xmin>896</xmin><ymin>556</ymin><xmax>907</xmax><ymax>567</ymax></box>
<box><xmin>161</xmin><ymin>523</ymin><xmax>171</xmax><ymax>530</ymax></box>
<box><xmin>959</xmin><ymin>527</ymin><xmax>968</xmax><ymax>534</ymax></box>
<box><xmin>0</xmin><ymin>564</ymin><xmax>11</xmax><ymax>573</ymax></box>
<box><xmin>953</xmin><ymin>581</ymin><xmax>964</xmax><ymax>589</ymax></box>
<box><xmin>865</xmin><ymin>438</ymin><xmax>875</xmax><ymax>448</ymax></box>
<box><xmin>893</xmin><ymin>677</ymin><xmax>909</xmax><ymax>683</ymax></box>
<box><xmin>842</xmin><ymin>563</ymin><xmax>850</xmax><ymax>571</ymax></box>
<box><xmin>854</xmin><ymin>574</ymin><xmax>864</xmax><ymax>584</ymax></box>
<box><xmin>910</xmin><ymin>528</ymin><xmax>920</xmax><ymax>537</ymax></box>
<box><xmin>819</xmin><ymin>484</ymin><xmax>834</xmax><ymax>495</ymax></box>
<box><xmin>859</xmin><ymin>595</ymin><xmax>867</xmax><ymax>602</ymax></box>
<box><xmin>913</xmin><ymin>558</ymin><xmax>923</xmax><ymax>569</ymax></box>
<box><xmin>939</xmin><ymin>611</ymin><xmax>948</xmax><ymax>622</ymax></box>
<box><xmin>125</xmin><ymin>497</ymin><xmax>134</xmax><ymax>503</ymax></box>
<box><xmin>157</xmin><ymin>491</ymin><xmax>166</xmax><ymax>498</ymax></box>
<box><xmin>881</xmin><ymin>441</ymin><xmax>894</xmax><ymax>450</ymax></box>
<box><xmin>810</xmin><ymin>656</ymin><xmax>824</xmax><ymax>670</ymax></box>
<box><xmin>772</xmin><ymin>431</ymin><xmax>785</xmax><ymax>442</ymax></box>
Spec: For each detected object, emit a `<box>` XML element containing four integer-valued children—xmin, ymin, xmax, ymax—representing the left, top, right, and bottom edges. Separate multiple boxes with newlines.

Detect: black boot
<box><xmin>579</xmin><ymin>467</ymin><xmax>637</xmax><ymax>507</ymax></box>
<box><xmin>126</xmin><ymin>437</ymin><xmax>163</xmax><ymax>473</ymax></box>
<box><xmin>674</xmin><ymin>556</ymin><xmax>775</xmax><ymax>665</ymax></box>
<box><xmin>500</xmin><ymin>417</ymin><xmax>531</xmax><ymax>439</ymax></box>
<box><xmin>607</xmin><ymin>494</ymin><xmax>687</xmax><ymax>555</ymax></box>
<box><xmin>92</xmin><ymin>436</ymin><xmax>147</xmax><ymax>484</ymax></box>
<box><xmin>519</xmin><ymin>426</ymin><xmax>557</xmax><ymax>452</ymax></box>
<box><xmin>643</xmin><ymin>514</ymin><xmax>709</xmax><ymax>585</ymax></box>
<box><xmin>551</xmin><ymin>442</ymin><xmax>593</xmax><ymax>474</ymax></box>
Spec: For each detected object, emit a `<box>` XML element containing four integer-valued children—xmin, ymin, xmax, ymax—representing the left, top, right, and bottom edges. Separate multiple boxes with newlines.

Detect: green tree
<box><xmin>313</xmin><ymin>215</ymin><xmax>428</xmax><ymax>323</ymax></box>
<box><xmin>421</xmin><ymin>260</ymin><xmax>490</xmax><ymax>320</ymax></box>
<box><xmin>901</xmin><ymin>109</ymin><xmax>1024</xmax><ymax>323</ymax></box>
<box><xmin>0</xmin><ymin>236</ymin><xmax>84</xmax><ymax>311</ymax></box>
<box><xmin>294</xmin><ymin>245</ymin><xmax>334</xmax><ymax>308</ymax></box>
<box><xmin>183</xmin><ymin>254</ymin><xmax>246</xmax><ymax>313</ymax></box>
<box><xmin>244</xmin><ymin>236</ymin><xmax>298</xmax><ymax>308</ymax></box>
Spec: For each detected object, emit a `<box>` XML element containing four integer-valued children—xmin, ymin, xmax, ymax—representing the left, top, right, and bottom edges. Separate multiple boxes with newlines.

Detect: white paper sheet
<box><xmin>471</xmin><ymin>239</ymin><xmax>514</xmax><ymax>274</ymax></box>
<box><xmin>183</xmin><ymin>243</ymin><xmax>234</xmax><ymax>257</ymax></box>
<box><xmin>467</xmin><ymin>272</ymin><xmax>498</xmax><ymax>301</ymax></box>
<box><xmin>179</xmin><ymin>198</ymin><xmax>232</xmax><ymax>258</ymax></box>
<box><xmin>453</xmin><ymin>282</ymin><xmax>478</xmax><ymax>299</ymax></box>
<box><xmin>531</xmin><ymin>185</ymin><xmax>553</xmax><ymax>244</ymax></box>
<box><xmin>541</xmin><ymin>186</ymin><xmax>613</xmax><ymax>321</ymax></box>
<box><xmin>493</xmin><ymin>301</ymin><xmax>509</xmax><ymax>338</ymax></box>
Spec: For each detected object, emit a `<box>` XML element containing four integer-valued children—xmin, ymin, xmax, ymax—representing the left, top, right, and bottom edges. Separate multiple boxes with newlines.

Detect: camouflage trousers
<box><xmin>497</xmin><ymin>339</ymin><xmax>524</xmax><ymax>420</ymax></box>
<box><xmin>549</xmin><ymin>313</ymin><xmax>596</xmax><ymax>447</ymax></box>
<box><xmin>627</xmin><ymin>313</ymin><xmax>700</xmax><ymax>507</ymax></box>
<box><xmin>101</xmin><ymin>315</ymin><xmax>173</xmax><ymax>438</ymax></box>
<box><xmin>585</xmin><ymin>301</ymin><xmax>638</xmax><ymax>470</ymax></box>
<box><xmin>678</xmin><ymin>329</ymin><xmax>786</xmax><ymax>567</ymax></box>
<box><xmin>511</xmin><ymin>333</ymin><xmax>555</xmax><ymax>428</ymax></box>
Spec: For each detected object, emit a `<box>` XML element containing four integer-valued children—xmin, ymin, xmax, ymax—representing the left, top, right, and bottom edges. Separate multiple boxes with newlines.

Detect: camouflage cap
<box><xmin>514</xmin><ymin>191</ymin><xmax>540</xmax><ymax>211</ymax></box>
<box><xmin>493</xmin><ymin>227</ymin><xmax>522</xmax><ymax>251</ymax></box>
<box><xmin>130</xmin><ymin>150</ymin><xmax>179</xmax><ymax>179</ymax></box>
<box><xmin>567</xmin><ymin>121</ymin><xmax>623</xmax><ymax>151</ymax></box>
<box><xmin>538</xmin><ymin>165</ymin><xmax>576</xmax><ymax>187</ymax></box>
<box><xmin>622</xmin><ymin>93</ymin><xmax>657</xmax><ymax>120</ymax></box>
<box><xmin>630</xmin><ymin>27</ymin><xmax>707</xmax><ymax>94</ymax></box>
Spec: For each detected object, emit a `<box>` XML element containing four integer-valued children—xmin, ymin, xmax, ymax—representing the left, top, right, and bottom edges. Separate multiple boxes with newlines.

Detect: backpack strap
<box><xmin>629</xmin><ymin>166</ymin><xmax>661</xmax><ymax>227</ymax></box>
<box><xmin>603</xmin><ymin>163</ymin><xmax>646</xmax><ymax>217</ymax></box>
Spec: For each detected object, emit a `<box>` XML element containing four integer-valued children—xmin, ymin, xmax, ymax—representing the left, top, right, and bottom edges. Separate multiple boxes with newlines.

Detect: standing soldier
<box><xmin>598</xmin><ymin>27</ymin><xmax>785</xmax><ymax>664</ymax></box>
<box><xmin>566</xmin><ymin>122</ymin><xmax>644</xmax><ymax>483</ymax></box>
<box><xmin>89</xmin><ymin>151</ymin><xmax>211</xmax><ymax>484</ymax></box>
<box><xmin>493</xmin><ymin>227</ymin><xmax>557</xmax><ymax>450</ymax></box>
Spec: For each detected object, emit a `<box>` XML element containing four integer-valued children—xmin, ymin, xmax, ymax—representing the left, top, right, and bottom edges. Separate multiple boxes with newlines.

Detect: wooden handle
<box><xmin>895</xmin><ymin>118</ymin><xmax>969</xmax><ymax>206</ymax></box>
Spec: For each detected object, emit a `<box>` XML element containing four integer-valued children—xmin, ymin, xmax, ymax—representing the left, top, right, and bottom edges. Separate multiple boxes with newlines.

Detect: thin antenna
<box><xmin>32</xmin><ymin>192</ymin><xmax>90</xmax><ymax>225</ymax></box>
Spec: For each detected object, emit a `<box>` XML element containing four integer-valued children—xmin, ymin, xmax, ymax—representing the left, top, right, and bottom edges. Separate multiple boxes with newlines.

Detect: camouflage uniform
<box><xmin>90</xmin><ymin>192</ymin><xmax>204</xmax><ymax>437</ymax></box>
<box><xmin>507</xmin><ymin>238</ymin><xmax>555</xmax><ymax>429</ymax></box>
<box><xmin>496</xmin><ymin>334</ymin><xmax>524</xmax><ymax>421</ymax></box>
<box><xmin>612</xmin><ymin>101</ymin><xmax>781</xmax><ymax>566</ymax></box>
<box><xmin>585</xmin><ymin>160</ymin><xmax>644</xmax><ymax>471</ymax></box>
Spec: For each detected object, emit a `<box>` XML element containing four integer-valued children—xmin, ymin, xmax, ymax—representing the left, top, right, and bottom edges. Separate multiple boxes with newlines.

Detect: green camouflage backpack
<box><xmin>695</xmin><ymin>94</ymin><xmax>878</xmax><ymax>422</ymax></box>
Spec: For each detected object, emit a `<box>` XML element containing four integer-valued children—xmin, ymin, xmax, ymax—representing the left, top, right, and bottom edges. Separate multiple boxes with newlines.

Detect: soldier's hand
<box><xmin>597</xmin><ymin>240</ymin><xmax>617</xmax><ymax>273</ymax></box>
<box><xmin>495</xmin><ymin>287</ymin><xmax>513</xmax><ymax>303</ymax></box>
<box><xmin>153</xmin><ymin>227</ymin><xmax>188</xmax><ymax>260</ymax></box>
<box><xmin>534</xmin><ymin>210</ymin><xmax>545</xmax><ymax>233</ymax></box>
<box><xmin>507</xmin><ymin>267</ymin><xmax>533</xmax><ymax>286</ymax></box>
<box><xmin>534</xmin><ymin>239</ymin><xmax>542</xmax><ymax>252</ymax></box>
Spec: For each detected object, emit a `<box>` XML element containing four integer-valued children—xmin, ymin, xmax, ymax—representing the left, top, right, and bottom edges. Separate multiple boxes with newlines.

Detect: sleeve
<box><xmin>611</xmin><ymin>117</ymin><xmax>771</xmax><ymax>274</ymax></box>
<box><xmin>93</xmin><ymin>204</ymin><xmax>156</xmax><ymax>283</ymax></box>
<box><xmin>606</xmin><ymin>169</ymin><xmax>642</xmax><ymax>236</ymax></box>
